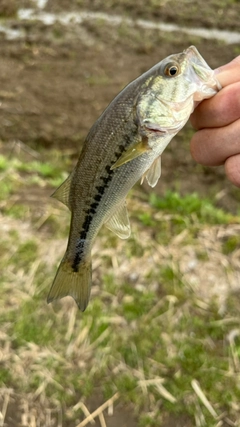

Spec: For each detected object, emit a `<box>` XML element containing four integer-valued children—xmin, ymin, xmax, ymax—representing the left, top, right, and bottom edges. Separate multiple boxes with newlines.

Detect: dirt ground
<box><xmin>1</xmin><ymin>1</ymin><xmax>240</xmax><ymax>215</ymax></box>
<box><xmin>0</xmin><ymin>1</ymin><xmax>240</xmax><ymax>426</ymax></box>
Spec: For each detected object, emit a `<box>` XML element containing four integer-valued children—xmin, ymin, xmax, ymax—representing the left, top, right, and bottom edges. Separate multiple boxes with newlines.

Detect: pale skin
<box><xmin>190</xmin><ymin>55</ymin><xmax>240</xmax><ymax>188</ymax></box>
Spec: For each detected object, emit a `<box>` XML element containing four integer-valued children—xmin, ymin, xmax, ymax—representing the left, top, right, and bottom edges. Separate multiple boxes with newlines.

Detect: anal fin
<box><xmin>104</xmin><ymin>200</ymin><xmax>130</xmax><ymax>239</ymax></box>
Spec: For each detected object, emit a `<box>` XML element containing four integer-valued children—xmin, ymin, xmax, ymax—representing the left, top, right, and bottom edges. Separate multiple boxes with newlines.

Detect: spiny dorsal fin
<box><xmin>51</xmin><ymin>172</ymin><xmax>73</xmax><ymax>210</ymax></box>
<box><xmin>141</xmin><ymin>156</ymin><xmax>161</xmax><ymax>188</ymax></box>
<box><xmin>105</xmin><ymin>200</ymin><xmax>131</xmax><ymax>239</ymax></box>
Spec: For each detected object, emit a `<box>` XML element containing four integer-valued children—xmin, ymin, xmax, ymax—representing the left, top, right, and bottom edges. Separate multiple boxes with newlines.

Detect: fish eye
<box><xmin>164</xmin><ymin>63</ymin><xmax>180</xmax><ymax>77</ymax></box>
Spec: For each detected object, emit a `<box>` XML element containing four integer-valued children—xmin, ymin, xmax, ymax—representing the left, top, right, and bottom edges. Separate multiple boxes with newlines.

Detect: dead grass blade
<box><xmin>191</xmin><ymin>379</ymin><xmax>218</xmax><ymax>419</ymax></box>
<box><xmin>0</xmin><ymin>389</ymin><xmax>11</xmax><ymax>427</ymax></box>
<box><xmin>76</xmin><ymin>393</ymin><xmax>120</xmax><ymax>427</ymax></box>
<box><xmin>98</xmin><ymin>412</ymin><xmax>107</xmax><ymax>427</ymax></box>
<box><xmin>73</xmin><ymin>402</ymin><xmax>95</xmax><ymax>425</ymax></box>
<box><xmin>138</xmin><ymin>378</ymin><xmax>176</xmax><ymax>403</ymax></box>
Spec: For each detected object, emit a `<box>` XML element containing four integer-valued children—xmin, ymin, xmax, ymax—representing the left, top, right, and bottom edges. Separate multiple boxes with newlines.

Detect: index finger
<box><xmin>215</xmin><ymin>55</ymin><xmax>240</xmax><ymax>88</ymax></box>
<box><xmin>191</xmin><ymin>81</ymin><xmax>240</xmax><ymax>129</ymax></box>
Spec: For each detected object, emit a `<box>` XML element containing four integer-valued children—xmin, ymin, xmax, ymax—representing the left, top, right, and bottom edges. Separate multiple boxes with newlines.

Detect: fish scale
<box><xmin>48</xmin><ymin>46</ymin><xmax>221</xmax><ymax>311</ymax></box>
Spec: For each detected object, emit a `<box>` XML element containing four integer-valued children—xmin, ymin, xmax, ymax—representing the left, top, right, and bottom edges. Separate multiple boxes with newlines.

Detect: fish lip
<box><xmin>183</xmin><ymin>45</ymin><xmax>221</xmax><ymax>94</ymax></box>
<box><xmin>184</xmin><ymin>45</ymin><xmax>209</xmax><ymax>68</ymax></box>
<box><xmin>184</xmin><ymin>46</ymin><xmax>212</xmax><ymax>78</ymax></box>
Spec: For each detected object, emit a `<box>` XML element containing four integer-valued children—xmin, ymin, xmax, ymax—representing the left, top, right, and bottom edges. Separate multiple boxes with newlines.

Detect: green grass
<box><xmin>1</xmin><ymin>145</ymin><xmax>240</xmax><ymax>426</ymax></box>
<box><xmin>149</xmin><ymin>191</ymin><xmax>235</xmax><ymax>225</ymax></box>
<box><xmin>0</xmin><ymin>152</ymin><xmax>69</xmax><ymax>195</ymax></box>
<box><xmin>222</xmin><ymin>235</ymin><xmax>240</xmax><ymax>254</ymax></box>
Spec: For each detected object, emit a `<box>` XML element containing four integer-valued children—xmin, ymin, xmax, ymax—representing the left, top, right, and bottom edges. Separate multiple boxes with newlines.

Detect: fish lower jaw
<box><xmin>193</xmin><ymin>86</ymin><xmax>218</xmax><ymax>102</ymax></box>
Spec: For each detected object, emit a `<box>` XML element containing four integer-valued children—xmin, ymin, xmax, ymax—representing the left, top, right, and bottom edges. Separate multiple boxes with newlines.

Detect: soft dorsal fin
<box><xmin>51</xmin><ymin>172</ymin><xmax>73</xmax><ymax>210</ymax></box>
<box><xmin>104</xmin><ymin>200</ymin><xmax>131</xmax><ymax>239</ymax></box>
<box><xmin>141</xmin><ymin>156</ymin><xmax>161</xmax><ymax>188</ymax></box>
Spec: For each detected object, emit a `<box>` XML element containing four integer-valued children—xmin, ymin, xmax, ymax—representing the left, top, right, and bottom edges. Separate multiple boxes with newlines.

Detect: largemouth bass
<box><xmin>48</xmin><ymin>46</ymin><xmax>221</xmax><ymax>311</ymax></box>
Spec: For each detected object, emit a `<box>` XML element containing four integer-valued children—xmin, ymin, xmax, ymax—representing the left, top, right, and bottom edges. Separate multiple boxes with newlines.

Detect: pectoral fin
<box><xmin>105</xmin><ymin>200</ymin><xmax>130</xmax><ymax>239</ymax></box>
<box><xmin>51</xmin><ymin>172</ymin><xmax>73</xmax><ymax>210</ymax></box>
<box><xmin>111</xmin><ymin>137</ymin><xmax>151</xmax><ymax>170</ymax></box>
<box><xmin>141</xmin><ymin>156</ymin><xmax>161</xmax><ymax>188</ymax></box>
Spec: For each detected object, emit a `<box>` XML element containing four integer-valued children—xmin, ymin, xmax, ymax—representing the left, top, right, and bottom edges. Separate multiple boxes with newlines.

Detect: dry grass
<box><xmin>1</xmin><ymin>140</ymin><xmax>240</xmax><ymax>427</ymax></box>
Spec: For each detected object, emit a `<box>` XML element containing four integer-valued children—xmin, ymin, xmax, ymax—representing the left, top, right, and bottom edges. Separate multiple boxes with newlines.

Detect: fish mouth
<box><xmin>183</xmin><ymin>45</ymin><xmax>221</xmax><ymax>99</ymax></box>
<box><xmin>184</xmin><ymin>46</ymin><xmax>210</xmax><ymax>70</ymax></box>
<box><xmin>184</xmin><ymin>46</ymin><xmax>213</xmax><ymax>82</ymax></box>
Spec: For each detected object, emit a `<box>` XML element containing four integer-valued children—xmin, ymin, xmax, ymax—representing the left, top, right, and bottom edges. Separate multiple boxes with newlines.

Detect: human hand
<box><xmin>190</xmin><ymin>56</ymin><xmax>240</xmax><ymax>187</ymax></box>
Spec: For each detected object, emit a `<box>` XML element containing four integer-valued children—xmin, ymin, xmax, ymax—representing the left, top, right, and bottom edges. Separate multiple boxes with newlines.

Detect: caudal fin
<box><xmin>47</xmin><ymin>257</ymin><xmax>92</xmax><ymax>311</ymax></box>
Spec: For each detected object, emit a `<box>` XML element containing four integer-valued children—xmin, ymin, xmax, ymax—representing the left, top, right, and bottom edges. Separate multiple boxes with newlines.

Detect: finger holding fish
<box><xmin>190</xmin><ymin>55</ymin><xmax>240</xmax><ymax>187</ymax></box>
<box><xmin>190</xmin><ymin>55</ymin><xmax>240</xmax><ymax>130</ymax></box>
<box><xmin>190</xmin><ymin>82</ymin><xmax>240</xmax><ymax>130</ymax></box>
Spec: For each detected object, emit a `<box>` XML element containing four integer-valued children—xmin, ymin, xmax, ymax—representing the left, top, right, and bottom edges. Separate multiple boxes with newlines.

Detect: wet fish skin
<box><xmin>48</xmin><ymin>46</ymin><xmax>221</xmax><ymax>311</ymax></box>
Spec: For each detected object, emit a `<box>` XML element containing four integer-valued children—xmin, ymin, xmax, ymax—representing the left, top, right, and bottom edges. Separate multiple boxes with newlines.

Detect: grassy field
<box><xmin>1</xmin><ymin>141</ymin><xmax>240</xmax><ymax>427</ymax></box>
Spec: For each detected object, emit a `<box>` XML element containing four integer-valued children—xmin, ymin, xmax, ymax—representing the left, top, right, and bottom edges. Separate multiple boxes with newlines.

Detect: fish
<box><xmin>47</xmin><ymin>45</ymin><xmax>221</xmax><ymax>311</ymax></box>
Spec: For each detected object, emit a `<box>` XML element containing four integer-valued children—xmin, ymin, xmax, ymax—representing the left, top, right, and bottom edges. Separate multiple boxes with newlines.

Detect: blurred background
<box><xmin>1</xmin><ymin>1</ymin><xmax>240</xmax><ymax>426</ymax></box>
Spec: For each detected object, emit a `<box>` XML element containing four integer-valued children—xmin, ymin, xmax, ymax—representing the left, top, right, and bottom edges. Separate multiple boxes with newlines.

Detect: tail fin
<box><xmin>47</xmin><ymin>257</ymin><xmax>92</xmax><ymax>312</ymax></box>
